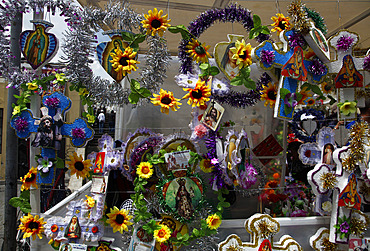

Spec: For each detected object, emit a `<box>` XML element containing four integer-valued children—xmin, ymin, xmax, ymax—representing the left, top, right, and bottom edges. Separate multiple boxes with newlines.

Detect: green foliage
<box><xmin>230</xmin><ymin>67</ymin><xmax>256</xmax><ymax>90</ymax></box>
<box><xmin>129</xmin><ymin>79</ymin><xmax>152</xmax><ymax>104</ymax></box>
<box><xmin>199</xmin><ymin>63</ymin><xmax>220</xmax><ymax>78</ymax></box>
<box><xmin>9</xmin><ymin>190</ymin><xmax>31</xmax><ymax>214</ymax></box>
<box><xmin>279</xmin><ymin>88</ymin><xmax>290</xmax><ymax>101</ymax></box>
<box><xmin>188</xmin><ymin>151</ymin><xmax>202</xmax><ymax>166</ymax></box>
<box><xmin>168</xmin><ymin>25</ymin><xmax>192</xmax><ymax>40</ymax></box>
<box><xmin>249</xmin><ymin>14</ymin><xmax>270</xmax><ymax>39</ymax></box>
<box><xmin>142</xmin><ymin>219</ymin><xmax>161</xmax><ymax>235</ymax></box>
<box><xmin>121</xmin><ymin>31</ymin><xmax>147</xmax><ymax>52</ymax></box>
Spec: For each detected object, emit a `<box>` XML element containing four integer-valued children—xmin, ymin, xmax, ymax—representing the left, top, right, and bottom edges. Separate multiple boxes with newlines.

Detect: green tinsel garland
<box><xmin>304</xmin><ymin>7</ymin><xmax>328</xmax><ymax>35</ymax></box>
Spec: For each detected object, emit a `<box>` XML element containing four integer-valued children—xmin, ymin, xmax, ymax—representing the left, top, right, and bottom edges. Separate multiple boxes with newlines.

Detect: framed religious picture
<box><xmin>64</xmin><ymin>215</ymin><xmax>82</xmax><ymax>240</ymax></box>
<box><xmin>200</xmin><ymin>100</ymin><xmax>224</xmax><ymax>131</ymax></box>
<box><xmin>60</xmin><ymin>243</ymin><xmax>87</xmax><ymax>251</ymax></box>
<box><xmin>164</xmin><ymin>150</ymin><xmax>191</xmax><ymax>175</ymax></box>
<box><xmin>91</xmin><ymin>175</ymin><xmax>108</xmax><ymax>194</ymax></box>
<box><xmin>93</xmin><ymin>152</ymin><xmax>105</xmax><ymax>174</ymax></box>
<box><xmin>128</xmin><ymin>224</ymin><xmax>155</xmax><ymax>251</ymax></box>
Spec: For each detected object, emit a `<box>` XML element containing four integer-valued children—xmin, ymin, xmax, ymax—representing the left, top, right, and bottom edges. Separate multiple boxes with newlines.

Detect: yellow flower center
<box><xmin>191</xmin><ymin>90</ymin><xmax>203</xmax><ymax>99</ymax></box>
<box><xmin>74</xmin><ymin>161</ymin><xmax>85</xmax><ymax>171</ymax></box>
<box><xmin>141</xmin><ymin>166</ymin><xmax>150</xmax><ymax>174</ymax></box>
<box><xmin>115</xmin><ymin>214</ymin><xmax>125</xmax><ymax>224</ymax></box>
<box><xmin>151</xmin><ymin>19</ymin><xmax>162</xmax><ymax>29</ymax></box>
<box><xmin>161</xmin><ymin>96</ymin><xmax>172</xmax><ymax>105</ymax></box>
<box><xmin>119</xmin><ymin>56</ymin><xmax>129</xmax><ymax>66</ymax></box>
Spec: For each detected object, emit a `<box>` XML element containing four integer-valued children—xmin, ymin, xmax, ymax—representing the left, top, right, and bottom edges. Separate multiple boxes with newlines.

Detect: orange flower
<box><xmin>20</xmin><ymin>167</ymin><xmax>38</xmax><ymax>191</ymax></box>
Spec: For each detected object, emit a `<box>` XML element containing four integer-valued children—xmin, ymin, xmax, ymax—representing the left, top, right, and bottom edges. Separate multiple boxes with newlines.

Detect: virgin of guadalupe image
<box><xmin>334</xmin><ymin>55</ymin><xmax>363</xmax><ymax>88</ymax></box>
<box><xmin>258</xmin><ymin>239</ymin><xmax>272</xmax><ymax>251</ymax></box>
<box><xmin>220</xmin><ymin>42</ymin><xmax>239</xmax><ymax>79</ymax></box>
<box><xmin>281</xmin><ymin>46</ymin><xmax>307</xmax><ymax>81</ymax></box>
<box><xmin>64</xmin><ymin>215</ymin><xmax>82</xmax><ymax>239</ymax></box>
<box><xmin>338</xmin><ymin>174</ymin><xmax>361</xmax><ymax>210</ymax></box>
<box><xmin>25</xmin><ymin>25</ymin><xmax>48</xmax><ymax>67</ymax></box>
<box><xmin>175</xmin><ymin>178</ymin><xmax>195</xmax><ymax>220</ymax></box>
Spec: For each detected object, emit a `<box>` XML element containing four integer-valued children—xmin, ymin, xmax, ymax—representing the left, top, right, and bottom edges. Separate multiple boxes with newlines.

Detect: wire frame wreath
<box><xmin>177</xmin><ymin>4</ymin><xmax>272</xmax><ymax>108</ymax></box>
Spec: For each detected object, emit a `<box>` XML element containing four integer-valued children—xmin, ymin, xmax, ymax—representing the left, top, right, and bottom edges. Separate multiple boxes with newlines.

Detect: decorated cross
<box><xmin>11</xmin><ymin>91</ymin><xmax>94</xmax><ymax>185</ymax></box>
<box><xmin>254</xmin><ymin>29</ymin><xmax>328</xmax><ymax>120</ymax></box>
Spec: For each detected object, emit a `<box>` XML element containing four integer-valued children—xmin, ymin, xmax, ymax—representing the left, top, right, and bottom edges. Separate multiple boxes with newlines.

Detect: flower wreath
<box><xmin>64</xmin><ymin>2</ymin><xmax>170</xmax><ymax>106</ymax></box>
<box><xmin>177</xmin><ymin>4</ymin><xmax>272</xmax><ymax>108</ymax></box>
<box><xmin>290</xmin><ymin>108</ymin><xmax>325</xmax><ymax>143</ymax></box>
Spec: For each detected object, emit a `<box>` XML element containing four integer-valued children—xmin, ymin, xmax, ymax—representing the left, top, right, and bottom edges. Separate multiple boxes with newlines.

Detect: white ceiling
<box><xmin>77</xmin><ymin>0</ymin><xmax>370</xmax><ymax>55</ymax></box>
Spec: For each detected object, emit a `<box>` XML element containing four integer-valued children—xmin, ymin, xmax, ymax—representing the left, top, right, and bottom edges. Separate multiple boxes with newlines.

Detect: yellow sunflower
<box><xmin>199</xmin><ymin>159</ymin><xmax>214</xmax><ymax>173</ymax></box>
<box><xmin>18</xmin><ymin>214</ymin><xmax>46</xmax><ymax>240</ymax></box>
<box><xmin>182</xmin><ymin>80</ymin><xmax>211</xmax><ymax>107</ymax></box>
<box><xmin>186</xmin><ymin>39</ymin><xmax>211</xmax><ymax>63</ymax></box>
<box><xmin>66</xmin><ymin>152</ymin><xmax>92</xmax><ymax>179</ymax></box>
<box><xmin>206</xmin><ymin>213</ymin><xmax>222</xmax><ymax>230</ymax></box>
<box><xmin>136</xmin><ymin>162</ymin><xmax>154</xmax><ymax>179</ymax></box>
<box><xmin>298</xmin><ymin>86</ymin><xmax>313</xmax><ymax>105</ymax></box>
<box><xmin>106</xmin><ymin>206</ymin><xmax>133</xmax><ymax>233</ymax></box>
<box><xmin>321</xmin><ymin>81</ymin><xmax>334</xmax><ymax>94</ymax></box>
<box><xmin>85</xmin><ymin>195</ymin><xmax>95</xmax><ymax>208</ymax></box>
<box><xmin>154</xmin><ymin>224</ymin><xmax>171</xmax><ymax>243</ymax></box>
<box><xmin>260</xmin><ymin>82</ymin><xmax>278</xmax><ymax>108</ymax></box>
<box><xmin>271</xmin><ymin>13</ymin><xmax>292</xmax><ymax>33</ymax></box>
<box><xmin>20</xmin><ymin>167</ymin><xmax>38</xmax><ymax>191</ymax></box>
<box><xmin>151</xmin><ymin>89</ymin><xmax>182</xmax><ymax>114</ymax></box>
<box><xmin>306</xmin><ymin>98</ymin><xmax>316</xmax><ymax>106</ymax></box>
<box><xmin>110</xmin><ymin>47</ymin><xmax>139</xmax><ymax>76</ymax></box>
<box><xmin>141</xmin><ymin>8</ymin><xmax>171</xmax><ymax>37</ymax></box>
<box><xmin>229</xmin><ymin>39</ymin><xmax>253</xmax><ymax>69</ymax></box>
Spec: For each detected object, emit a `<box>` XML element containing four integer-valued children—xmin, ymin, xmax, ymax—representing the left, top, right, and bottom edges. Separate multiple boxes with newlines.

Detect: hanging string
<box><xmin>337</xmin><ymin>0</ymin><xmax>342</xmax><ymax>28</ymax></box>
<box><xmin>275</xmin><ymin>0</ymin><xmax>281</xmax><ymax>14</ymax></box>
<box><xmin>167</xmin><ymin>0</ymin><xmax>170</xmax><ymax>20</ymax></box>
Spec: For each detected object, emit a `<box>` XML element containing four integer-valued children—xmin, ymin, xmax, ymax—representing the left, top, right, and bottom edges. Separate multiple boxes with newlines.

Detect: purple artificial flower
<box><xmin>340</xmin><ymin>221</ymin><xmax>350</xmax><ymax>233</ymax></box>
<box><xmin>308</xmin><ymin>57</ymin><xmax>326</xmax><ymax>76</ymax></box>
<box><xmin>239</xmin><ymin>164</ymin><xmax>257</xmax><ymax>189</ymax></box>
<box><xmin>260</xmin><ymin>49</ymin><xmax>275</xmax><ymax>65</ymax></box>
<box><xmin>363</xmin><ymin>54</ymin><xmax>370</xmax><ymax>71</ymax></box>
<box><xmin>72</xmin><ymin>128</ymin><xmax>86</xmax><ymax>139</ymax></box>
<box><xmin>44</xmin><ymin>97</ymin><xmax>60</xmax><ymax>108</ymax></box>
<box><xmin>291</xmin><ymin>209</ymin><xmax>308</xmax><ymax>217</ymax></box>
<box><xmin>288</xmin><ymin>32</ymin><xmax>306</xmax><ymax>48</ymax></box>
<box><xmin>37</xmin><ymin>156</ymin><xmax>53</xmax><ymax>173</ymax></box>
<box><xmin>284</xmin><ymin>93</ymin><xmax>298</xmax><ymax>108</ymax></box>
<box><xmin>336</xmin><ymin>35</ymin><xmax>354</xmax><ymax>51</ymax></box>
<box><xmin>14</xmin><ymin>117</ymin><xmax>28</xmax><ymax>132</ymax></box>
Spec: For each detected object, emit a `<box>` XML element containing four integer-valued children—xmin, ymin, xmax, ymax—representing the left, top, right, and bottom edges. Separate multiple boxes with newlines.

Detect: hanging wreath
<box><xmin>290</xmin><ymin>108</ymin><xmax>325</xmax><ymax>143</ymax></box>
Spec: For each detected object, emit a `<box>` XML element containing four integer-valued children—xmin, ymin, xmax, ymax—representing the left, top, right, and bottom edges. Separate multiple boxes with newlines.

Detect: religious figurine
<box><xmin>175</xmin><ymin>178</ymin><xmax>194</xmax><ymax>220</ymax></box>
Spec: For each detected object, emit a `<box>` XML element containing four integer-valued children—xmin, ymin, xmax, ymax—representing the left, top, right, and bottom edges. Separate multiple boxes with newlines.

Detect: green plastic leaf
<box><xmin>168</xmin><ymin>25</ymin><xmax>191</xmax><ymax>40</ymax></box>
<box><xmin>249</xmin><ymin>29</ymin><xmax>257</xmax><ymax>39</ymax></box>
<box><xmin>261</xmin><ymin>26</ymin><xmax>270</xmax><ymax>34</ymax></box>
<box><xmin>243</xmin><ymin>78</ymin><xmax>256</xmax><ymax>90</ymax></box>
<box><xmin>20</xmin><ymin>203</ymin><xmax>32</xmax><ymax>214</ymax></box>
<box><xmin>199</xmin><ymin>63</ymin><xmax>209</xmax><ymax>70</ymax></box>
<box><xmin>9</xmin><ymin>197</ymin><xmax>25</xmax><ymax>208</ymax></box>
<box><xmin>20</xmin><ymin>190</ymin><xmax>30</xmax><ymax>200</ymax></box>
<box><xmin>284</xmin><ymin>105</ymin><xmax>293</xmax><ymax>115</ymax></box>
<box><xmin>128</xmin><ymin>92</ymin><xmax>140</xmax><ymax>104</ymax></box>
<box><xmin>328</xmin><ymin>95</ymin><xmax>337</xmax><ymax>105</ymax></box>
<box><xmin>280</xmin><ymin>88</ymin><xmax>290</xmax><ymax>100</ymax></box>
<box><xmin>253</xmin><ymin>14</ymin><xmax>262</xmax><ymax>27</ymax></box>
<box><xmin>121</xmin><ymin>31</ymin><xmax>135</xmax><ymax>42</ymax></box>
<box><xmin>209</xmin><ymin>66</ymin><xmax>220</xmax><ymax>76</ymax></box>
<box><xmin>131</xmin><ymin>79</ymin><xmax>141</xmax><ymax>91</ymax></box>
<box><xmin>138</xmin><ymin>88</ymin><xmax>151</xmax><ymax>98</ymax></box>
<box><xmin>295</xmin><ymin>93</ymin><xmax>303</xmax><ymax>102</ymax></box>
<box><xmin>230</xmin><ymin>76</ymin><xmax>243</xmax><ymax>86</ymax></box>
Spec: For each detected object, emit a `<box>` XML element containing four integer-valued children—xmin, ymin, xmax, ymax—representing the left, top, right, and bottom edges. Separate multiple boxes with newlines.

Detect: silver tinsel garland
<box><xmin>1</xmin><ymin>0</ymin><xmax>170</xmax><ymax>107</ymax></box>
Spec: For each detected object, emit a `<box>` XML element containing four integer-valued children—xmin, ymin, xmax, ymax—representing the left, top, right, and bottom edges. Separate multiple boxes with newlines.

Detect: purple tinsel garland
<box><xmin>260</xmin><ymin>50</ymin><xmax>275</xmax><ymax>65</ymax></box>
<box><xmin>288</xmin><ymin>32</ymin><xmax>306</xmax><ymax>48</ymax></box>
<box><xmin>205</xmin><ymin>129</ymin><xmax>226</xmax><ymax>190</ymax></box>
<box><xmin>72</xmin><ymin>127</ymin><xmax>86</xmax><ymax>139</ymax></box>
<box><xmin>14</xmin><ymin>117</ymin><xmax>28</xmax><ymax>132</ymax></box>
<box><xmin>179</xmin><ymin>4</ymin><xmax>271</xmax><ymax>74</ymax></box>
<box><xmin>308</xmin><ymin>57</ymin><xmax>326</xmax><ymax>76</ymax></box>
<box><xmin>363</xmin><ymin>54</ymin><xmax>370</xmax><ymax>71</ymax></box>
<box><xmin>336</xmin><ymin>35</ymin><xmax>354</xmax><ymax>51</ymax></box>
<box><xmin>44</xmin><ymin>97</ymin><xmax>60</xmax><ymax>108</ymax></box>
<box><xmin>212</xmin><ymin>72</ymin><xmax>271</xmax><ymax>108</ymax></box>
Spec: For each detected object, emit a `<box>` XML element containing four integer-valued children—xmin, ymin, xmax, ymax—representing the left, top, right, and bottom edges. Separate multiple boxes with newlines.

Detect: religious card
<box><xmin>91</xmin><ymin>175</ymin><xmax>108</xmax><ymax>194</ymax></box>
<box><xmin>128</xmin><ymin>224</ymin><xmax>155</xmax><ymax>251</ymax></box>
<box><xmin>93</xmin><ymin>152</ymin><xmax>105</xmax><ymax>174</ymax></box>
<box><xmin>200</xmin><ymin>100</ymin><xmax>224</xmax><ymax>131</ymax></box>
<box><xmin>59</xmin><ymin>243</ymin><xmax>87</xmax><ymax>251</ymax></box>
<box><xmin>164</xmin><ymin>150</ymin><xmax>191</xmax><ymax>173</ymax></box>
<box><xmin>349</xmin><ymin>238</ymin><xmax>368</xmax><ymax>251</ymax></box>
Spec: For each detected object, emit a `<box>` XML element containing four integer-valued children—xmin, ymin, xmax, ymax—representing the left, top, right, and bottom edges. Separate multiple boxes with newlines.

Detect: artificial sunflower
<box><xmin>85</xmin><ymin>195</ymin><xmax>95</xmax><ymax>208</ymax></box>
<box><xmin>66</xmin><ymin>152</ymin><xmax>92</xmax><ymax>179</ymax></box>
<box><xmin>306</xmin><ymin>98</ymin><xmax>316</xmax><ymax>106</ymax></box>
<box><xmin>271</xmin><ymin>13</ymin><xmax>292</xmax><ymax>33</ymax></box>
<box><xmin>151</xmin><ymin>89</ymin><xmax>182</xmax><ymax>114</ymax></box>
<box><xmin>141</xmin><ymin>8</ymin><xmax>171</xmax><ymax>37</ymax></box>
<box><xmin>186</xmin><ymin>39</ymin><xmax>211</xmax><ymax>63</ymax></box>
<box><xmin>297</xmin><ymin>86</ymin><xmax>313</xmax><ymax>105</ymax></box>
<box><xmin>260</xmin><ymin>82</ymin><xmax>278</xmax><ymax>108</ymax></box>
<box><xmin>199</xmin><ymin>159</ymin><xmax>214</xmax><ymax>173</ymax></box>
<box><xmin>206</xmin><ymin>213</ymin><xmax>222</xmax><ymax>230</ymax></box>
<box><xmin>110</xmin><ymin>47</ymin><xmax>139</xmax><ymax>76</ymax></box>
<box><xmin>18</xmin><ymin>213</ymin><xmax>46</xmax><ymax>240</ymax></box>
<box><xmin>20</xmin><ymin>167</ymin><xmax>38</xmax><ymax>191</ymax></box>
<box><xmin>136</xmin><ymin>162</ymin><xmax>154</xmax><ymax>179</ymax></box>
<box><xmin>153</xmin><ymin>224</ymin><xmax>171</xmax><ymax>243</ymax></box>
<box><xmin>182</xmin><ymin>80</ymin><xmax>211</xmax><ymax>107</ymax></box>
<box><xmin>321</xmin><ymin>81</ymin><xmax>334</xmax><ymax>94</ymax></box>
<box><xmin>106</xmin><ymin>206</ymin><xmax>133</xmax><ymax>233</ymax></box>
<box><xmin>229</xmin><ymin>39</ymin><xmax>253</xmax><ymax>69</ymax></box>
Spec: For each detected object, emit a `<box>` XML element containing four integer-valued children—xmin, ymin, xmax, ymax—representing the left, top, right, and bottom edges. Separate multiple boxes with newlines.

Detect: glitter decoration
<box><xmin>71</xmin><ymin>128</ymin><xmax>86</xmax><ymax>139</ymax></box>
<box><xmin>288</xmin><ymin>31</ymin><xmax>306</xmax><ymax>48</ymax></box>
<box><xmin>14</xmin><ymin>116</ymin><xmax>29</xmax><ymax>132</ymax></box>
<box><xmin>304</xmin><ymin>7</ymin><xmax>327</xmax><ymax>35</ymax></box>
<box><xmin>363</xmin><ymin>54</ymin><xmax>370</xmax><ymax>71</ymax></box>
<box><xmin>350</xmin><ymin>216</ymin><xmax>368</xmax><ymax>238</ymax></box>
<box><xmin>321</xmin><ymin>237</ymin><xmax>337</xmax><ymax>251</ymax></box>
<box><xmin>256</xmin><ymin>219</ymin><xmax>278</xmax><ymax>239</ymax></box>
<box><xmin>260</xmin><ymin>50</ymin><xmax>275</xmax><ymax>65</ymax></box>
<box><xmin>287</xmin><ymin>0</ymin><xmax>310</xmax><ymax>34</ymax></box>
<box><xmin>290</xmin><ymin>109</ymin><xmax>325</xmax><ymax>142</ymax></box>
<box><xmin>239</xmin><ymin>164</ymin><xmax>257</xmax><ymax>189</ymax></box>
<box><xmin>308</xmin><ymin>57</ymin><xmax>326</xmax><ymax>76</ymax></box>
<box><xmin>336</xmin><ymin>35</ymin><xmax>354</xmax><ymax>51</ymax></box>
<box><xmin>319</xmin><ymin>172</ymin><xmax>337</xmax><ymax>190</ymax></box>
<box><xmin>44</xmin><ymin>97</ymin><xmax>60</xmax><ymax>109</ymax></box>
